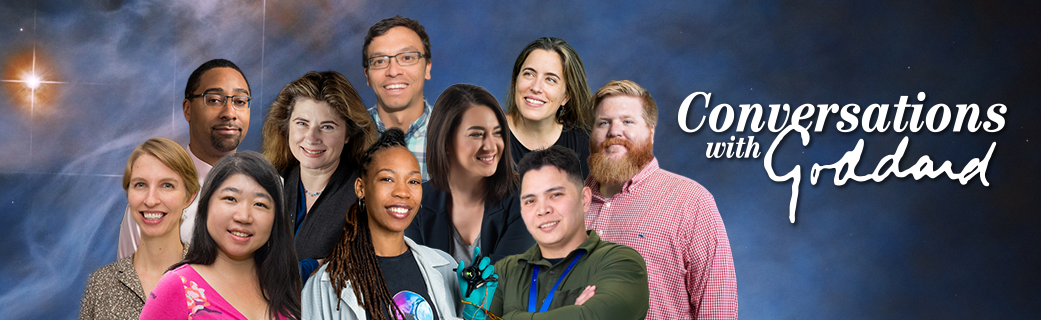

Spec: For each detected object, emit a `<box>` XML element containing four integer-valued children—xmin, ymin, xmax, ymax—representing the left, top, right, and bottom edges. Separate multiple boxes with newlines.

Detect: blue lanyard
<box><xmin>528</xmin><ymin>251</ymin><xmax>585</xmax><ymax>313</ymax></box>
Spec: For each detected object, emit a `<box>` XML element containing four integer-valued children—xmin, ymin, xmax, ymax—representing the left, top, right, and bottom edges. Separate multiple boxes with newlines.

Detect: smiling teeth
<box><xmin>143</xmin><ymin>213</ymin><xmax>163</xmax><ymax>221</ymax></box>
<box><xmin>478</xmin><ymin>156</ymin><xmax>494</xmax><ymax>161</ymax></box>
<box><xmin>539</xmin><ymin>221</ymin><xmax>558</xmax><ymax>228</ymax></box>
<box><xmin>385</xmin><ymin>84</ymin><xmax>407</xmax><ymax>90</ymax></box>
<box><xmin>305</xmin><ymin>148</ymin><xmax>324</xmax><ymax>155</ymax></box>
<box><xmin>388</xmin><ymin>207</ymin><xmax>408</xmax><ymax>214</ymax></box>
<box><xmin>230</xmin><ymin>231</ymin><xmax>250</xmax><ymax>237</ymax></box>
<box><xmin>525</xmin><ymin>98</ymin><xmax>545</xmax><ymax>105</ymax></box>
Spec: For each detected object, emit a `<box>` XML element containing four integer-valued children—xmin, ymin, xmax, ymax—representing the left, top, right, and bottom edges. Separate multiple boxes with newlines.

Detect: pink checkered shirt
<box><xmin>585</xmin><ymin>158</ymin><xmax>738</xmax><ymax>320</ymax></box>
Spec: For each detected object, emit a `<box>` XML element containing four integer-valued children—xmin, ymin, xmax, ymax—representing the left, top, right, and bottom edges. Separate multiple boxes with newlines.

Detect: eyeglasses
<box><xmin>187</xmin><ymin>93</ymin><xmax>252</xmax><ymax>110</ymax></box>
<box><xmin>366</xmin><ymin>51</ymin><xmax>425</xmax><ymax>70</ymax></box>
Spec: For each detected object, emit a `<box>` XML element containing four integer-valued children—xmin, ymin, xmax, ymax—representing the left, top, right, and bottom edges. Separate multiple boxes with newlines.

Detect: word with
<box><xmin>706</xmin><ymin>136</ymin><xmax>762</xmax><ymax>158</ymax></box>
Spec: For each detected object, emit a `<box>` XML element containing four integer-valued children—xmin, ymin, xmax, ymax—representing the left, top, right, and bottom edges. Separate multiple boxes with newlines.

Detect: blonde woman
<box><xmin>79</xmin><ymin>137</ymin><xmax>198</xmax><ymax>320</ymax></box>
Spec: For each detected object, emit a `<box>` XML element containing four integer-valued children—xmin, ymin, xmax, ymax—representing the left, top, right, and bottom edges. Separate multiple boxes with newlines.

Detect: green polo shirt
<box><xmin>490</xmin><ymin>230</ymin><xmax>649</xmax><ymax>320</ymax></box>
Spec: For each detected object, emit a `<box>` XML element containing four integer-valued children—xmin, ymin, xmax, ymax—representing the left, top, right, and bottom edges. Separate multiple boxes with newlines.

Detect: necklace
<box><xmin>304</xmin><ymin>187</ymin><xmax>323</xmax><ymax>197</ymax></box>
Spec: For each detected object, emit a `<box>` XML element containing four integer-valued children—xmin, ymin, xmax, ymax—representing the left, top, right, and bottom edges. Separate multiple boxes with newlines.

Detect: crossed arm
<box><xmin>489</xmin><ymin>246</ymin><xmax>649</xmax><ymax>320</ymax></box>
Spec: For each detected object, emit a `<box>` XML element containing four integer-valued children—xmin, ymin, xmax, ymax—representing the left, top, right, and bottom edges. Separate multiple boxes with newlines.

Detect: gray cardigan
<box><xmin>301</xmin><ymin>236</ymin><xmax>462</xmax><ymax>320</ymax></box>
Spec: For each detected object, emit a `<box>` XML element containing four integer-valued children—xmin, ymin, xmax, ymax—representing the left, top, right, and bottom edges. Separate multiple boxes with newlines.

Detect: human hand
<box><xmin>574</xmin><ymin>285</ymin><xmax>596</xmax><ymax>305</ymax></box>
<box><xmin>457</xmin><ymin>247</ymin><xmax>497</xmax><ymax>320</ymax></box>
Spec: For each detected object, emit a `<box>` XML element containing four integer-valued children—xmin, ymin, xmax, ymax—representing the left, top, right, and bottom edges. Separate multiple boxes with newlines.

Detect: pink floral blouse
<box><xmin>139</xmin><ymin>264</ymin><xmax>289</xmax><ymax>320</ymax></box>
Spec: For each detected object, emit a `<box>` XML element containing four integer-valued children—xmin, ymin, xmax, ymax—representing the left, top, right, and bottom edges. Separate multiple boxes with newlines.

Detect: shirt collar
<box><xmin>585</xmin><ymin>157</ymin><xmax>659</xmax><ymax>200</ymax></box>
<box><xmin>185</xmin><ymin>144</ymin><xmax>214</xmax><ymax>182</ymax></box>
<box><xmin>367</xmin><ymin>100</ymin><xmax>432</xmax><ymax>138</ymax></box>
<box><xmin>520</xmin><ymin>230</ymin><xmax>600</xmax><ymax>267</ymax></box>
<box><xmin>405</xmin><ymin>235</ymin><xmax>452</xmax><ymax>268</ymax></box>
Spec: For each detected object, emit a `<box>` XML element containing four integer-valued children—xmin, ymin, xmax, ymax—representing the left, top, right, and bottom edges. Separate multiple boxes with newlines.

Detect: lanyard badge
<box><xmin>527</xmin><ymin>251</ymin><xmax>585</xmax><ymax>313</ymax></box>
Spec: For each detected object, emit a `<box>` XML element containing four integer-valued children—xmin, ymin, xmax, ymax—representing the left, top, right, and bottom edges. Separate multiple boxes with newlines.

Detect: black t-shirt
<box><xmin>370</xmin><ymin>249</ymin><xmax>441</xmax><ymax>320</ymax></box>
<box><xmin>510</xmin><ymin>126</ymin><xmax>591</xmax><ymax>178</ymax></box>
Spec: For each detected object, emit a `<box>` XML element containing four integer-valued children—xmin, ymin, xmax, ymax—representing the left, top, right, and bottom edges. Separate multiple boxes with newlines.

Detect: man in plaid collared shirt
<box><xmin>362</xmin><ymin>16</ymin><xmax>433</xmax><ymax>180</ymax></box>
<box><xmin>585</xmin><ymin>80</ymin><xmax>738</xmax><ymax>320</ymax></box>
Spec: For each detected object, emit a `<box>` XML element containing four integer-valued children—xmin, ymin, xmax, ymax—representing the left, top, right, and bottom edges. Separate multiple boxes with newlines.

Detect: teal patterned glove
<box><xmin>457</xmin><ymin>247</ymin><xmax>497</xmax><ymax>320</ymax></box>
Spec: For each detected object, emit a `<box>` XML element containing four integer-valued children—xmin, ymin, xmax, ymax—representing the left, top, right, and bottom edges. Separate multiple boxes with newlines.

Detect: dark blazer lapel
<box><xmin>428</xmin><ymin>188</ymin><xmax>455</xmax><ymax>255</ymax></box>
<box><xmin>294</xmin><ymin>163</ymin><xmax>358</xmax><ymax>260</ymax></box>
<box><xmin>482</xmin><ymin>196</ymin><xmax>511</xmax><ymax>260</ymax></box>
<box><xmin>284</xmin><ymin>166</ymin><xmax>302</xmax><ymax>236</ymax></box>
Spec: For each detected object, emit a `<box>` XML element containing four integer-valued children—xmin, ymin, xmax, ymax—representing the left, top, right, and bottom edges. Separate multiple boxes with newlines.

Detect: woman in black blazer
<box><xmin>260</xmin><ymin>71</ymin><xmax>377</xmax><ymax>282</ymax></box>
<box><xmin>406</xmin><ymin>84</ymin><xmax>535</xmax><ymax>264</ymax></box>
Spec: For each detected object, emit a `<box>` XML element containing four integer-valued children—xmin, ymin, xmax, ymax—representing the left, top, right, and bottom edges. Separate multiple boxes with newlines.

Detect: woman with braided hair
<box><xmin>302</xmin><ymin>128</ymin><xmax>462</xmax><ymax>320</ymax></box>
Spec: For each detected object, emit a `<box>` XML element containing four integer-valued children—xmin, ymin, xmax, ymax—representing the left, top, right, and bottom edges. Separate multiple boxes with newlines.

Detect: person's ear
<box><xmin>186</xmin><ymin>191</ymin><xmax>198</xmax><ymax>207</ymax></box>
<box><xmin>424</xmin><ymin>60</ymin><xmax>432</xmax><ymax>80</ymax></box>
<box><xmin>182</xmin><ymin>99</ymin><xmax>192</xmax><ymax>122</ymax></box>
<box><xmin>581</xmin><ymin>186</ymin><xmax>592</xmax><ymax>214</ymax></box>
<box><xmin>355</xmin><ymin>176</ymin><xmax>365</xmax><ymax>199</ymax></box>
<box><xmin>649</xmin><ymin>123</ymin><xmax>655</xmax><ymax>144</ymax></box>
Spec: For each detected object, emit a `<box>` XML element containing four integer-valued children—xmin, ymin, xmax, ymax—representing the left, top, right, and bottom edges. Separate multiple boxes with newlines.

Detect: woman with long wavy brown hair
<box><xmin>504</xmin><ymin>37</ymin><xmax>594</xmax><ymax>178</ymax></box>
<box><xmin>261</xmin><ymin>71</ymin><xmax>377</xmax><ymax>283</ymax></box>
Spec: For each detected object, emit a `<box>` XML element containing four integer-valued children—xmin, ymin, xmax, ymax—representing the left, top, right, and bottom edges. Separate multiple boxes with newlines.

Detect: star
<box><xmin>0</xmin><ymin>9</ymin><xmax>65</xmax><ymax>162</ymax></box>
<box><xmin>25</xmin><ymin>75</ymin><xmax>40</xmax><ymax>89</ymax></box>
<box><xmin>1</xmin><ymin>10</ymin><xmax>65</xmax><ymax>110</ymax></box>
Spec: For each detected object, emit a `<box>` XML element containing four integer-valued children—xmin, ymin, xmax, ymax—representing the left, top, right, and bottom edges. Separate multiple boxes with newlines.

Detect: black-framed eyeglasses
<box><xmin>187</xmin><ymin>93</ymin><xmax>251</xmax><ymax>110</ymax></box>
<box><xmin>366</xmin><ymin>51</ymin><xmax>425</xmax><ymax>70</ymax></box>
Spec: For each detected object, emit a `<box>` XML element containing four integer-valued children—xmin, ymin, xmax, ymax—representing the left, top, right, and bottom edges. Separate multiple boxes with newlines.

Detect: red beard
<box><xmin>588</xmin><ymin>137</ymin><xmax>654</xmax><ymax>186</ymax></box>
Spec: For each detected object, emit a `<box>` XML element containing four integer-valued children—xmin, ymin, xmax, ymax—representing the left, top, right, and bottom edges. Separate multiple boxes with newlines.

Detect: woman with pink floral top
<box><xmin>139</xmin><ymin>151</ymin><xmax>300</xmax><ymax>320</ymax></box>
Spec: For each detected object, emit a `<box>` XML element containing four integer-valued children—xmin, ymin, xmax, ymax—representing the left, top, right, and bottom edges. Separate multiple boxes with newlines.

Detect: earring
<box><xmin>557</xmin><ymin>105</ymin><xmax>567</xmax><ymax>119</ymax></box>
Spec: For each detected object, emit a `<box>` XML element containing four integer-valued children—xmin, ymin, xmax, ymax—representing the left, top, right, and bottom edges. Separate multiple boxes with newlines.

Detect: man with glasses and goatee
<box><xmin>116</xmin><ymin>58</ymin><xmax>253</xmax><ymax>259</ymax></box>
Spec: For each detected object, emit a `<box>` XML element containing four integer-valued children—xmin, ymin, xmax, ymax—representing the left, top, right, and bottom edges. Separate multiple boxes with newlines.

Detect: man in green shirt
<box><xmin>486</xmin><ymin>145</ymin><xmax>649</xmax><ymax>319</ymax></box>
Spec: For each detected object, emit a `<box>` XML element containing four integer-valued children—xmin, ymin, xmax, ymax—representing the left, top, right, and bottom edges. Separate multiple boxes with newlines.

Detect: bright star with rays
<box><xmin>1</xmin><ymin>56</ymin><xmax>66</xmax><ymax>116</ymax></box>
<box><xmin>2</xmin><ymin>13</ymin><xmax>64</xmax><ymax>109</ymax></box>
<box><xmin>25</xmin><ymin>74</ymin><xmax>41</xmax><ymax>89</ymax></box>
<box><xmin>2</xmin><ymin>72</ymin><xmax>62</xmax><ymax>90</ymax></box>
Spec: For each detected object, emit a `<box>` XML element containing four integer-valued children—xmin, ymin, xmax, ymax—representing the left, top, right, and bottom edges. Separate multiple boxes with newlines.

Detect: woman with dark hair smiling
<box><xmin>261</xmin><ymin>71</ymin><xmax>377</xmax><ymax>283</ymax></box>
<box><xmin>302</xmin><ymin>128</ymin><xmax>461</xmax><ymax>320</ymax></box>
<box><xmin>407</xmin><ymin>83</ymin><xmax>533</xmax><ymax>265</ymax></box>
<box><xmin>505</xmin><ymin>37</ymin><xmax>594</xmax><ymax>178</ymax></box>
<box><xmin>139</xmin><ymin>151</ymin><xmax>301</xmax><ymax>320</ymax></box>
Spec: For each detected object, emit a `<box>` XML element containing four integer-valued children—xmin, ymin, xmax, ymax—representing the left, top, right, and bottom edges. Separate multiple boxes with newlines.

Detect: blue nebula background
<box><xmin>1</xmin><ymin>0</ymin><xmax>1038</xmax><ymax>318</ymax></box>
